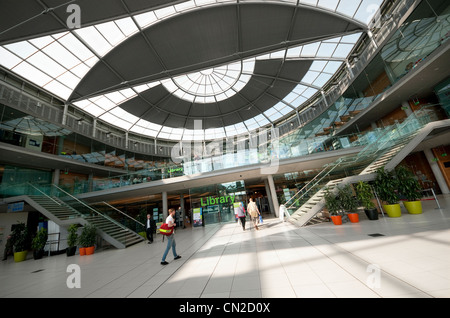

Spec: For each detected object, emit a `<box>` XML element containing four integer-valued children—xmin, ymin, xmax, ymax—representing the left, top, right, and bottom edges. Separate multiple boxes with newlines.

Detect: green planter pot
<box><xmin>403</xmin><ymin>201</ymin><xmax>423</xmax><ymax>214</ymax></box>
<box><xmin>14</xmin><ymin>251</ymin><xmax>28</xmax><ymax>262</ymax></box>
<box><xmin>383</xmin><ymin>204</ymin><xmax>402</xmax><ymax>217</ymax></box>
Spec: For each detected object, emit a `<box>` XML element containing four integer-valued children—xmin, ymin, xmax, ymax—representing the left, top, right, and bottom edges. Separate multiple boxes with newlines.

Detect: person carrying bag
<box><xmin>247</xmin><ymin>198</ymin><xmax>261</xmax><ymax>230</ymax></box>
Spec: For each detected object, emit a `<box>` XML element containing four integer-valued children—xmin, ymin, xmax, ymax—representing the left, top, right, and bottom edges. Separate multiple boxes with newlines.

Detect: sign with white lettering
<box><xmin>7</xmin><ymin>202</ymin><xmax>24</xmax><ymax>213</ymax></box>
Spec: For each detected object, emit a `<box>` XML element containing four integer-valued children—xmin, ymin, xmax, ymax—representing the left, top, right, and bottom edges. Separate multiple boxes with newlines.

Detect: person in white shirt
<box><xmin>161</xmin><ymin>208</ymin><xmax>181</xmax><ymax>265</ymax></box>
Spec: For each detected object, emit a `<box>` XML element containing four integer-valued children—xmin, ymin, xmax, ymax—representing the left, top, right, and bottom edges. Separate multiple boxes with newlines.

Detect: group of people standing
<box><xmin>235</xmin><ymin>198</ymin><xmax>262</xmax><ymax>231</ymax></box>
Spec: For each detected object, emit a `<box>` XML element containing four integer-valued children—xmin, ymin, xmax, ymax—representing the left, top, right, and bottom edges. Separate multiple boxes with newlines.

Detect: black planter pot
<box><xmin>364</xmin><ymin>208</ymin><xmax>379</xmax><ymax>220</ymax></box>
<box><xmin>33</xmin><ymin>249</ymin><xmax>44</xmax><ymax>260</ymax></box>
<box><xmin>66</xmin><ymin>246</ymin><xmax>77</xmax><ymax>257</ymax></box>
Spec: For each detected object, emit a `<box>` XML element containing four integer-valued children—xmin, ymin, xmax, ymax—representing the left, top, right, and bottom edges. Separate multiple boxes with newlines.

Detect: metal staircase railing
<box><xmin>286</xmin><ymin>110</ymin><xmax>436</xmax><ymax>227</ymax></box>
<box><xmin>283</xmin><ymin>117</ymin><xmax>409</xmax><ymax>216</ymax></box>
<box><xmin>3</xmin><ymin>182</ymin><xmax>145</xmax><ymax>249</ymax></box>
<box><xmin>49</xmin><ymin>184</ymin><xmax>144</xmax><ymax>248</ymax></box>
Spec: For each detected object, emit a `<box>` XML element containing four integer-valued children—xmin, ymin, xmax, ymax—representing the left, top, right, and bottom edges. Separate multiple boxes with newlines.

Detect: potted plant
<box><xmin>337</xmin><ymin>184</ymin><xmax>359</xmax><ymax>223</ymax></box>
<box><xmin>66</xmin><ymin>224</ymin><xmax>79</xmax><ymax>256</ymax></box>
<box><xmin>31</xmin><ymin>227</ymin><xmax>47</xmax><ymax>260</ymax></box>
<box><xmin>11</xmin><ymin>222</ymin><xmax>29</xmax><ymax>262</ymax></box>
<box><xmin>395</xmin><ymin>165</ymin><xmax>423</xmax><ymax>214</ymax></box>
<box><xmin>79</xmin><ymin>224</ymin><xmax>97</xmax><ymax>256</ymax></box>
<box><xmin>374</xmin><ymin>168</ymin><xmax>401</xmax><ymax>217</ymax></box>
<box><xmin>356</xmin><ymin>181</ymin><xmax>378</xmax><ymax>220</ymax></box>
<box><xmin>324</xmin><ymin>188</ymin><xmax>342</xmax><ymax>225</ymax></box>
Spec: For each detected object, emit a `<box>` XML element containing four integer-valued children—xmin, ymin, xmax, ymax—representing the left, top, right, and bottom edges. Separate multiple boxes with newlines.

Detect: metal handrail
<box><xmin>101</xmin><ymin>201</ymin><xmax>145</xmax><ymax>227</ymax></box>
<box><xmin>25</xmin><ymin>182</ymin><xmax>62</xmax><ymax>206</ymax></box>
<box><xmin>284</xmin><ymin>110</ymin><xmax>430</xmax><ymax>213</ymax></box>
<box><xmin>51</xmin><ymin>184</ymin><xmax>135</xmax><ymax>235</ymax></box>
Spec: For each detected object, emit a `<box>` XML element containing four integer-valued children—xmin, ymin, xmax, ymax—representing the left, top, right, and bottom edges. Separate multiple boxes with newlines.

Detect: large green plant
<box><xmin>78</xmin><ymin>224</ymin><xmax>97</xmax><ymax>247</ymax></box>
<box><xmin>11</xmin><ymin>222</ymin><xmax>28</xmax><ymax>253</ymax></box>
<box><xmin>324</xmin><ymin>188</ymin><xmax>341</xmax><ymax>216</ymax></box>
<box><xmin>374</xmin><ymin>168</ymin><xmax>399</xmax><ymax>205</ymax></box>
<box><xmin>337</xmin><ymin>184</ymin><xmax>358</xmax><ymax>213</ymax></box>
<box><xmin>395</xmin><ymin>165</ymin><xmax>422</xmax><ymax>201</ymax></box>
<box><xmin>67</xmin><ymin>224</ymin><xmax>79</xmax><ymax>248</ymax></box>
<box><xmin>31</xmin><ymin>228</ymin><xmax>48</xmax><ymax>251</ymax></box>
<box><xmin>356</xmin><ymin>181</ymin><xmax>376</xmax><ymax>209</ymax></box>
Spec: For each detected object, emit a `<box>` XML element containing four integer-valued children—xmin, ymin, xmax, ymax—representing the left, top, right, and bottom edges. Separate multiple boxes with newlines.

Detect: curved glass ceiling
<box><xmin>163</xmin><ymin>59</ymin><xmax>254</xmax><ymax>103</ymax></box>
<box><xmin>0</xmin><ymin>0</ymin><xmax>382</xmax><ymax>141</ymax></box>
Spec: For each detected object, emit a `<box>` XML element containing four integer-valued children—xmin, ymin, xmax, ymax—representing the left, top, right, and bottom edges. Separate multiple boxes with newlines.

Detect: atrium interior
<box><xmin>0</xmin><ymin>0</ymin><xmax>449</xmax><ymax>299</ymax></box>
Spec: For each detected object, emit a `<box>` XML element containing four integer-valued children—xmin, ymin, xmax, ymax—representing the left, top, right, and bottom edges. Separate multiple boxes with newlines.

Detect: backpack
<box><xmin>159</xmin><ymin>223</ymin><xmax>173</xmax><ymax>236</ymax></box>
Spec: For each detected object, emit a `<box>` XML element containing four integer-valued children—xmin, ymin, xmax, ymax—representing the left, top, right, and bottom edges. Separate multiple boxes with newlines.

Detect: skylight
<box><xmin>162</xmin><ymin>59</ymin><xmax>255</xmax><ymax>103</ymax></box>
<box><xmin>0</xmin><ymin>0</ymin><xmax>383</xmax><ymax>141</ymax></box>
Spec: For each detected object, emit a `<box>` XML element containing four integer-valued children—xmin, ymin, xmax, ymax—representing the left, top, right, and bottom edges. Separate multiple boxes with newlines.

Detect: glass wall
<box><xmin>189</xmin><ymin>180</ymin><xmax>247</xmax><ymax>227</ymax></box>
<box><xmin>0</xmin><ymin>164</ymin><xmax>52</xmax><ymax>197</ymax></box>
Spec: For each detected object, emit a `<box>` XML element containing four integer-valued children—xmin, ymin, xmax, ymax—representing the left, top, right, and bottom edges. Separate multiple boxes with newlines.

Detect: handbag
<box><xmin>259</xmin><ymin>214</ymin><xmax>263</xmax><ymax>224</ymax></box>
<box><xmin>159</xmin><ymin>223</ymin><xmax>173</xmax><ymax>236</ymax></box>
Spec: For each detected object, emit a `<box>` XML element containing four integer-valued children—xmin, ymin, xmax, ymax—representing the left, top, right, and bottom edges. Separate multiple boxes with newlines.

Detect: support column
<box><xmin>345</xmin><ymin>59</ymin><xmax>354</xmax><ymax>77</ymax></box>
<box><xmin>62</xmin><ymin>104</ymin><xmax>68</xmax><ymax>125</ymax></box>
<box><xmin>162</xmin><ymin>191</ymin><xmax>168</xmax><ymax>219</ymax></box>
<box><xmin>264</xmin><ymin>179</ymin><xmax>275</xmax><ymax>215</ymax></box>
<box><xmin>180</xmin><ymin>193</ymin><xmax>185</xmax><ymax>227</ymax></box>
<box><xmin>267</xmin><ymin>175</ymin><xmax>279</xmax><ymax>217</ymax></box>
<box><xmin>424</xmin><ymin>148</ymin><xmax>450</xmax><ymax>194</ymax></box>
<box><xmin>88</xmin><ymin>173</ymin><xmax>94</xmax><ymax>192</ymax></box>
<box><xmin>52</xmin><ymin>169</ymin><xmax>60</xmax><ymax>185</ymax></box>
<box><xmin>92</xmin><ymin>118</ymin><xmax>97</xmax><ymax>138</ymax></box>
<box><xmin>371</xmin><ymin>122</ymin><xmax>378</xmax><ymax>130</ymax></box>
<box><xmin>402</xmin><ymin>101</ymin><xmax>413</xmax><ymax>116</ymax></box>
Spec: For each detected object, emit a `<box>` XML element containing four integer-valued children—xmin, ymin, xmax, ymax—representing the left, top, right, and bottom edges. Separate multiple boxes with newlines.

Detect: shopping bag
<box><xmin>259</xmin><ymin>215</ymin><xmax>263</xmax><ymax>224</ymax></box>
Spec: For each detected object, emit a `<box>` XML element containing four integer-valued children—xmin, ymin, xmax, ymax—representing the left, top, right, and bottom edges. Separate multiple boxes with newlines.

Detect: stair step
<box><xmin>27</xmin><ymin>195</ymin><xmax>144</xmax><ymax>249</ymax></box>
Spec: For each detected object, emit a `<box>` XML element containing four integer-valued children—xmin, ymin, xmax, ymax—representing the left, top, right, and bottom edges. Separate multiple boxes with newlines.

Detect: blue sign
<box><xmin>7</xmin><ymin>202</ymin><xmax>24</xmax><ymax>213</ymax></box>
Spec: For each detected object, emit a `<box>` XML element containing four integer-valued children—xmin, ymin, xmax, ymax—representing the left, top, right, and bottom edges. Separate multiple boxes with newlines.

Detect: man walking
<box><xmin>161</xmin><ymin>208</ymin><xmax>181</xmax><ymax>265</ymax></box>
<box><xmin>145</xmin><ymin>213</ymin><xmax>155</xmax><ymax>244</ymax></box>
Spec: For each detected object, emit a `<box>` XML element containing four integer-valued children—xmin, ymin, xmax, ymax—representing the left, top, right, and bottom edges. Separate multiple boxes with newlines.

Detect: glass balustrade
<box><xmin>0</xmin><ymin>182</ymin><xmax>144</xmax><ymax>240</ymax></box>
<box><xmin>282</xmin><ymin>109</ymin><xmax>432</xmax><ymax>215</ymax></box>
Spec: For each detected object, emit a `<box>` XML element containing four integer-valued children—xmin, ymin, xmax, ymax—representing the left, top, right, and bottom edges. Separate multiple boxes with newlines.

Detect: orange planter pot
<box><xmin>348</xmin><ymin>213</ymin><xmax>359</xmax><ymax>223</ymax></box>
<box><xmin>331</xmin><ymin>215</ymin><xmax>342</xmax><ymax>225</ymax></box>
<box><xmin>85</xmin><ymin>246</ymin><xmax>95</xmax><ymax>255</ymax></box>
<box><xmin>79</xmin><ymin>247</ymin><xmax>86</xmax><ymax>256</ymax></box>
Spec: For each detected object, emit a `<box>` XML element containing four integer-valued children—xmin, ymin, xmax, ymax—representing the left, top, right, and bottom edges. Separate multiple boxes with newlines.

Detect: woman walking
<box><xmin>235</xmin><ymin>202</ymin><xmax>246</xmax><ymax>231</ymax></box>
<box><xmin>248</xmin><ymin>198</ymin><xmax>261</xmax><ymax>230</ymax></box>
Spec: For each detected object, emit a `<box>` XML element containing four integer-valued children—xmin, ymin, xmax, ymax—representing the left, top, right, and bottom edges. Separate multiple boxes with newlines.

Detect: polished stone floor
<box><xmin>1</xmin><ymin>195</ymin><xmax>449</xmax><ymax>298</ymax></box>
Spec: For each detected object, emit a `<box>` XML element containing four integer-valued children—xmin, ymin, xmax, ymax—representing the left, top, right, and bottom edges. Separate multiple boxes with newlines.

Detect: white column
<box><xmin>52</xmin><ymin>169</ymin><xmax>60</xmax><ymax>185</ymax></box>
<box><xmin>402</xmin><ymin>101</ymin><xmax>413</xmax><ymax>116</ymax></box>
<box><xmin>424</xmin><ymin>149</ymin><xmax>450</xmax><ymax>194</ymax></box>
<box><xmin>180</xmin><ymin>193</ymin><xmax>185</xmax><ymax>227</ymax></box>
<box><xmin>267</xmin><ymin>175</ymin><xmax>279</xmax><ymax>217</ymax></box>
<box><xmin>264</xmin><ymin>179</ymin><xmax>275</xmax><ymax>216</ymax></box>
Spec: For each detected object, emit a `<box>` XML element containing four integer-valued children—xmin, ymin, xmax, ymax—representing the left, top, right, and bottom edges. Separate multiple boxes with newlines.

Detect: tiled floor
<box><xmin>1</xmin><ymin>195</ymin><xmax>450</xmax><ymax>298</ymax></box>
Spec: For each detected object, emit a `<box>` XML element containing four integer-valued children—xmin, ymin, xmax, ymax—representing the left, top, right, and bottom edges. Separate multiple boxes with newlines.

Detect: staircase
<box><xmin>287</xmin><ymin>115</ymin><xmax>450</xmax><ymax>227</ymax></box>
<box><xmin>22</xmin><ymin>192</ymin><xmax>144</xmax><ymax>249</ymax></box>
